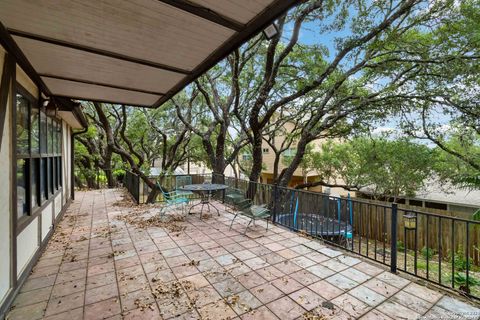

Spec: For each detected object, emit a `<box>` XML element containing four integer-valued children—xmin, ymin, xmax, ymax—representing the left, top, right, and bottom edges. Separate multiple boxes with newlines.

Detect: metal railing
<box><xmin>124</xmin><ymin>171</ymin><xmax>480</xmax><ymax>299</ymax></box>
<box><xmin>218</xmin><ymin>173</ymin><xmax>480</xmax><ymax>299</ymax></box>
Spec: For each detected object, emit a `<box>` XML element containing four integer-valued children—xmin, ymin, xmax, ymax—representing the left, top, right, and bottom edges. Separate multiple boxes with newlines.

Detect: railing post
<box><xmin>272</xmin><ymin>184</ymin><xmax>278</xmax><ymax>224</ymax></box>
<box><xmin>390</xmin><ymin>203</ymin><xmax>398</xmax><ymax>273</ymax></box>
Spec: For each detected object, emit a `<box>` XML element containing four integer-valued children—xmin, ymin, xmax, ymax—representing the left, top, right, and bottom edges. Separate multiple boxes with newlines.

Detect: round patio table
<box><xmin>179</xmin><ymin>183</ymin><xmax>228</xmax><ymax>218</ymax></box>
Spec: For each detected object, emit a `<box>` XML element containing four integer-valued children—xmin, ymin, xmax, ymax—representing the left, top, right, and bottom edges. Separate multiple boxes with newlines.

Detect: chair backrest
<box><xmin>156</xmin><ymin>182</ymin><xmax>171</xmax><ymax>200</ymax></box>
<box><xmin>176</xmin><ymin>175</ymin><xmax>192</xmax><ymax>189</ymax></box>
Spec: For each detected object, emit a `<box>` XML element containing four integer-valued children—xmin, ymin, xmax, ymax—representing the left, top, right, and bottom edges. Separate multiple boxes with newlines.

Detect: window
<box><xmin>15</xmin><ymin>84</ymin><xmax>63</xmax><ymax>220</ymax></box>
<box><xmin>16</xmin><ymin>92</ymin><xmax>30</xmax><ymax>218</ymax></box>
<box><xmin>31</xmin><ymin>108</ymin><xmax>39</xmax><ymax>154</ymax></box>
<box><xmin>31</xmin><ymin>159</ymin><xmax>39</xmax><ymax>208</ymax></box>
<box><xmin>284</xmin><ymin>148</ymin><xmax>296</xmax><ymax>157</ymax></box>
<box><xmin>16</xmin><ymin>159</ymin><xmax>29</xmax><ymax>218</ymax></box>
<box><xmin>242</xmin><ymin>154</ymin><xmax>252</xmax><ymax>161</ymax></box>
<box><xmin>16</xmin><ymin>93</ymin><xmax>30</xmax><ymax>155</ymax></box>
<box><xmin>48</xmin><ymin>158</ymin><xmax>54</xmax><ymax>195</ymax></box>
<box><xmin>262</xmin><ymin>148</ymin><xmax>269</xmax><ymax>154</ymax></box>
<box><xmin>47</xmin><ymin>117</ymin><xmax>54</xmax><ymax>154</ymax></box>
<box><xmin>40</xmin><ymin>158</ymin><xmax>47</xmax><ymax>201</ymax></box>
<box><xmin>40</xmin><ymin>111</ymin><xmax>47</xmax><ymax>154</ymax></box>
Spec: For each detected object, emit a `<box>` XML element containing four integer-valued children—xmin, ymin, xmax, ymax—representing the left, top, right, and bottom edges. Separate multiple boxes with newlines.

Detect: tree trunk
<box><xmin>248</xmin><ymin>131</ymin><xmax>263</xmax><ymax>183</ymax></box>
<box><xmin>278</xmin><ymin>138</ymin><xmax>308</xmax><ymax>187</ymax></box>
<box><xmin>104</xmin><ymin>168</ymin><xmax>115</xmax><ymax>188</ymax></box>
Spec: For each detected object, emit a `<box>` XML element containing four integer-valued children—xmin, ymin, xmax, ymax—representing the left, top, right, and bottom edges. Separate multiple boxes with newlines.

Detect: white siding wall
<box><xmin>42</xmin><ymin>203</ymin><xmax>53</xmax><ymax>241</ymax></box>
<box><xmin>0</xmin><ymin>48</ymin><xmax>12</xmax><ymax>304</ymax></box>
<box><xmin>16</xmin><ymin>218</ymin><xmax>38</xmax><ymax>276</ymax></box>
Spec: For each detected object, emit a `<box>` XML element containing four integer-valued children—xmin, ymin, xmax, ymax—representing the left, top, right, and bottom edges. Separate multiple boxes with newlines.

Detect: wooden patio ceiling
<box><xmin>0</xmin><ymin>0</ymin><xmax>300</xmax><ymax>107</ymax></box>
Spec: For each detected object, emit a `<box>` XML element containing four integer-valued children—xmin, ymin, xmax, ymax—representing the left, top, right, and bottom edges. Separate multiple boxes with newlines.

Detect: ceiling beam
<box><xmin>8</xmin><ymin>29</ymin><xmax>191</xmax><ymax>75</ymax></box>
<box><xmin>158</xmin><ymin>0</ymin><xmax>244</xmax><ymax>32</ymax></box>
<box><xmin>52</xmin><ymin>94</ymin><xmax>153</xmax><ymax>108</ymax></box>
<box><xmin>39</xmin><ymin>73</ymin><xmax>166</xmax><ymax>96</ymax></box>
<box><xmin>152</xmin><ymin>0</ymin><xmax>302</xmax><ymax>108</ymax></box>
<box><xmin>0</xmin><ymin>22</ymin><xmax>52</xmax><ymax>96</ymax></box>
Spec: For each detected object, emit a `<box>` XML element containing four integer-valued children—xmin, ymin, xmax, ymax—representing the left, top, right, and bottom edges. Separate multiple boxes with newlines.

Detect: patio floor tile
<box><xmin>84</xmin><ymin>297</ymin><xmax>121</xmax><ymax>320</ymax></box>
<box><xmin>213</xmin><ymin>278</ymin><xmax>246</xmax><ymax>297</ymax></box>
<box><xmin>251</xmin><ymin>283</ymin><xmax>284</xmax><ymax>304</ymax></box>
<box><xmin>266</xmin><ymin>296</ymin><xmax>306</xmax><ymax>320</ymax></box>
<box><xmin>325</xmin><ymin>273</ymin><xmax>359</xmax><ymax>291</ymax></box>
<box><xmin>226</xmin><ymin>290</ymin><xmax>263</xmax><ymax>315</ymax></box>
<box><xmin>289</xmin><ymin>269</ymin><xmax>321</xmax><ymax>286</ymax></box>
<box><xmin>44</xmin><ymin>291</ymin><xmax>84</xmax><ymax>317</ymax></box>
<box><xmin>240</xmin><ymin>305</ymin><xmax>279</xmax><ymax>319</ymax></box>
<box><xmin>12</xmin><ymin>286</ymin><xmax>52</xmax><ymax>308</ymax></box>
<box><xmin>197</xmin><ymin>301</ymin><xmax>237</xmax><ymax>319</ymax></box>
<box><xmin>332</xmin><ymin>293</ymin><xmax>371</xmax><ymax>318</ymax></box>
<box><xmin>43</xmin><ymin>307</ymin><xmax>83</xmax><ymax>320</ymax></box>
<box><xmin>289</xmin><ymin>287</ymin><xmax>325</xmax><ymax>311</ymax></box>
<box><xmin>348</xmin><ymin>285</ymin><xmax>386</xmax><ymax>307</ymax></box>
<box><xmin>270</xmin><ymin>276</ymin><xmax>303</xmax><ymax>294</ymax></box>
<box><xmin>84</xmin><ymin>283</ymin><xmax>118</xmax><ymax>305</ymax></box>
<box><xmin>236</xmin><ymin>271</ymin><xmax>267</xmax><ymax>289</ymax></box>
<box><xmin>6</xmin><ymin>301</ymin><xmax>48</xmax><ymax>320</ymax></box>
<box><xmin>375</xmin><ymin>300</ymin><xmax>420</xmax><ymax>319</ymax></box>
<box><xmin>402</xmin><ymin>282</ymin><xmax>443</xmax><ymax>304</ymax></box>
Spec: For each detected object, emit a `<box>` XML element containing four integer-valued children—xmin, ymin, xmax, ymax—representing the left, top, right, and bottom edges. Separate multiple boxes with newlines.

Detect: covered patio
<box><xmin>6</xmin><ymin>189</ymin><xmax>479</xmax><ymax>319</ymax></box>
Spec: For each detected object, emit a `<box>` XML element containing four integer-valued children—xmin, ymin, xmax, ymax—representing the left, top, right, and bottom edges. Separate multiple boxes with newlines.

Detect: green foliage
<box><xmin>452</xmin><ymin>245</ymin><xmax>469</xmax><ymax>271</ymax></box>
<box><xmin>113</xmin><ymin>169</ymin><xmax>126</xmax><ymax>182</ymax></box>
<box><xmin>421</xmin><ymin>247</ymin><xmax>435</xmax><ymax>260</ymax></box>
<box><xmin>310</xmin><ymin>137</ymin><xmax>434</xmax><ymax>200</ymax></box>
<box><xmin>397</xmin><ymin>241</ymin><xmax>405</xmax><ymax>252</ymax></box>
<box><xmin>454</xmin><ymin>272</ymin><xmax>480</xmax><ymax>287</ymax></box>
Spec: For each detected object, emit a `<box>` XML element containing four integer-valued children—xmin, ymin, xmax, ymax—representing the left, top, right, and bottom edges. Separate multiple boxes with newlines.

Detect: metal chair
<box><xmin>229</xmin><ymin>199</ymin><xmax>271</xmax><ymax>234</ymax></box>
<box><xmin>175</xmin><ymin>175</ymin><xmax>194</xmax><ymax>198</ymax></box>
<box><xmin>157</xmin><ymin>183</ymin><xmax>190</xmax><ymax>217</ymax></box>
<box><xmin>224</xmin><ymin>187</ymin><xmax>246</xmax><ymax>210</ymax></box>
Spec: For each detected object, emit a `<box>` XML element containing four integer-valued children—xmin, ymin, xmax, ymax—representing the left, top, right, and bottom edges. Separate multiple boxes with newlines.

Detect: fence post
<box><xmin>272</xmin><ymin>184</ymin><xmax>278</xmax><ymax>224</ymax></box>
<box><xmin>390</xmin><ymin>203</ymin><xmax>398</xmax><ymax>273</ymax></box>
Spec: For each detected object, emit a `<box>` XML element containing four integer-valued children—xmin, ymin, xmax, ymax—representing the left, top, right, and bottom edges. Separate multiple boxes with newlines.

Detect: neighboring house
<box><xmin>0</xmin><ymin>48</ymin><xmax>88</xmax><ymax>317</ymax></box>
<box><xmin>358</xmin><ymin>181</ymin><xmax>480</xmax><ymax>217</ymax></box>
<box><xmin>260</xmin><ymin>121</ymin><xmax>319</xmax><ymax>187</ymax></box>
<box><xmin>259</xmin><ymin>120</ymin><xmax>353</xmax><ymax>196</ymax></box>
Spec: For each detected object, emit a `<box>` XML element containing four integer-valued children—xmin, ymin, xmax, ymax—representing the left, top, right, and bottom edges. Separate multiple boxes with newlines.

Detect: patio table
<box><xmin>179</xmin><ymin>183</ymin><xmax>228</xmax><ymax>218</ymax></box>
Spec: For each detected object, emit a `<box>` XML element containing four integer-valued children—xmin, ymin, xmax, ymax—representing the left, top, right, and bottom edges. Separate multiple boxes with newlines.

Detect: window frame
<box><xmin>14</xmin><ymin>83</ymin><xmax>64</xmax><ymax>233</ymax></box>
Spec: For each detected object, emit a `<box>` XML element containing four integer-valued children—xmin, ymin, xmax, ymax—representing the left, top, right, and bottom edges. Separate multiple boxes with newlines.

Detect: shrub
<box><xmin>453</xmin><ymin>245</ymin><xmax>467</xmax><ymax>271</ymax></box>
<box><xmin>454</xmin><ymin>272</ymin><xmax>480</xmax><ymax>288</ymax></box>
<box><xmin>397</xmin><ymin>241</ymin><xmax>405</xmax><ymax>252</ymax></box>
<box><xmin>421</xmin><ymin>247</ymin><xmax>435</xmax><ymax>260</ymax></box>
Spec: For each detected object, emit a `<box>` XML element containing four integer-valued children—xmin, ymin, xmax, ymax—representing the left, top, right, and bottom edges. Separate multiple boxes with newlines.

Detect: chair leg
<box><xmin>229</xmin><ymin>213</ymin><xmax>238</xmax><ymax>230</ymax></box>
<box><xmin>244</xmin><ymin>219</ymin><xmax>253</xmax><ymax>235</ymax></box>
<box><xmin>266</xmin><ymin>219</ymin><xmax>269</xmax><ymax>231</ymax></box>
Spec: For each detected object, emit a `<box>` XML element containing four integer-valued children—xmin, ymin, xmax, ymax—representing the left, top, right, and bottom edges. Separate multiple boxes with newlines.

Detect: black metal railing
<box><xmin>218</xmin><ymin>173</ymin><xmax>480</xmax><ymax>299</ymax></box>
<box><xmin>124</xmin><ymin>171</ymin><xmax>140</xmax><ymax>203</ymax></box>
<box><xmin>124</xmin><ymin>171</ymin><xmax>480</xmax><ymax>299</ymax></box>
<box><xmin>124</xmin><ymin>172</ymin><xmax>212</xmax><ymax>204</ymax></box>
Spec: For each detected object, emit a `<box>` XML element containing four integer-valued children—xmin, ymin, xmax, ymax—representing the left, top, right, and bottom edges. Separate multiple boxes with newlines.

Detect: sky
<box><xmin>276</xmin><ymin>4</ymin><xmax>454</xmax><ymax>145</ymax></box>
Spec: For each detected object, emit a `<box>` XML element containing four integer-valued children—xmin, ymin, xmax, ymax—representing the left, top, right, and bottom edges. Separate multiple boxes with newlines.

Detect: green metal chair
<box><xmin>224</xmin><ymin>187</ymin><xmax>246</xmax><ymax>209</ymax></box>
<box><xmin>229</xmin><ymin>199</ymin><xmax>271</xmax><ymax>234</ymax></box>
<box><xmin>175</xmin><ymin>175</ymin><xmax>194</xmax><ymax>198</ymax></box>
<box><xmin>157</xmin><ymin>182</ymin><xmax>190</xmax><ymax>216</ymax></box>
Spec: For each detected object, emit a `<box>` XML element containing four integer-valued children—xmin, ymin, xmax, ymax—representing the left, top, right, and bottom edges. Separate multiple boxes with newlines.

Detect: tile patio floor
<box><xmin>6</xmin><ymin>189</ymin><xmax>480</xmax><ymax>320</ymax></box>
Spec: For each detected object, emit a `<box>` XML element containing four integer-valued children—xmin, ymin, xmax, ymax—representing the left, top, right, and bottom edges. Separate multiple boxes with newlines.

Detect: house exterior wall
<box><xmin>260</xmin><ymin>121</ymin><xmax>325</xmax><ymax>186</ymax></box>
<box><xmin>0</xmin><ymin>48</ymin><xmax>12</xmax><ymax>307</ymax></box>
<box><xmin>0</xmin><ymin>44</ymin><xmax>76</xmax><ymax>318</ymax></box>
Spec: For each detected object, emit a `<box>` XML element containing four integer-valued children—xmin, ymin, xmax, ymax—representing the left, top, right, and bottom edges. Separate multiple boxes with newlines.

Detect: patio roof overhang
<box><xmin>0</xmin><ymin>0</ymin><xmax>299</xmax><ymax>108</ymax></box>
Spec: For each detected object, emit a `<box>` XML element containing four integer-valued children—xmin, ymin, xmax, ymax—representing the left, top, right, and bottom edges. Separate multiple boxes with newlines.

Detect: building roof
<box><xmin>0</xmin><ymin>0</ymin><xmax>299</xmax><ymax>108</ymax></box>
<box><xmin>414</xmin><ymin>182</ymin><xmax>480</xmax><ymax>208</ymax></box>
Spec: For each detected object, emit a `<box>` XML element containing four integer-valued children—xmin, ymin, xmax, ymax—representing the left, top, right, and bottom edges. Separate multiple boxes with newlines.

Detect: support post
<box><xmin>390</xmin><ymin>203</ymin><xmax>398</xmax><ymax>273</ymax></box>
<box><xmin>272</xmin><ymin>184</ymin><xmax>278</xmax><ymax>224</ymax></box>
